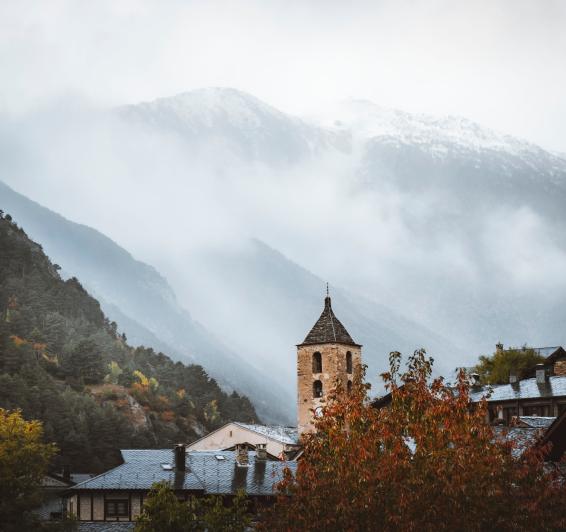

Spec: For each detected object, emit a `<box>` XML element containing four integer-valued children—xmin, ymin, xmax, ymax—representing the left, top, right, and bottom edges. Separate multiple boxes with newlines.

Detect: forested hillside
<box><xmin>0</xmin><ymin>213</ymin><xmax>258</xmax><ymax>473</ymax></box>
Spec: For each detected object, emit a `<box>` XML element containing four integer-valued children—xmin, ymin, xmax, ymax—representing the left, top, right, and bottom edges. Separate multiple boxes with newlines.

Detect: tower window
<box><xmin>312</xmin><ymin>352</ymin><xmax>322</xmax><ymax>373</ymax></box>
<box><xmin>313</xmin><ymin>380</ymin><xmax>323</xmax><ymax>398</ymax></box>
<box><xmin>346</xmin><ymin>351</ymin><xmax>353</xmax><ymax>374</ymax></box>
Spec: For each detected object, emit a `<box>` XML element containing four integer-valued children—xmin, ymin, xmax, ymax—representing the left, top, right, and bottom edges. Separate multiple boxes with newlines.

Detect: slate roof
<box><xmin>70</xmin><ymin>450</ymin><xmax>295</xmax><ymax>496</ymax></box>
<box><xmin>469</xmin><ymin>376</ymin><xmax>566</xmax><ymax>403</ymax></box>
<box><xmin>234</xmin><ymin>423</ymin><xmax>299</xmax><ymax>445</ymax></box>
<box><xmin>516</xmin><ymin>416</ymin><xmax>556</xmax><ymax>429</ymax></box>
<box><xmin>300</xmin><ymin>296</ymin><xmax>359</xmax><ymax>346</ymax></box>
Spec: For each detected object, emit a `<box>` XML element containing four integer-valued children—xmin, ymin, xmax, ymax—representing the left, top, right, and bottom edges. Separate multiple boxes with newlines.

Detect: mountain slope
<box><xmin>0</xmin><ymin>215</ymin><xmax>258</xmax><ymax>472</ymax></box>
<box><xmin>0</xmin><ymin>181</ymin><xmax>292</xmax><ymax>424</ymax></box>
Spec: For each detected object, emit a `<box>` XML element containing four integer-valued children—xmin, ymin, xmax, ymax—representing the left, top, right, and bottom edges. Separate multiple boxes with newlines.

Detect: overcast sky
<box><xmin>1</xmin><ymin>0</ymin><xmax>565</xmax><ymax>152</ymax></box>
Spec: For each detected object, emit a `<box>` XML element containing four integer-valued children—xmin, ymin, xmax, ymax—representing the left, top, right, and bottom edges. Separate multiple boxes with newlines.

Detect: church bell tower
<box><xmin>297</xmin><ymin>289</ymin><xmax>362</xmax><ymax>434</ymax></box>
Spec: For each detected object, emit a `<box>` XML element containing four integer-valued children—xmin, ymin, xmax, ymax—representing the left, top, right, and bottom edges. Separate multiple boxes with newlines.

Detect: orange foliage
<box><xmin>261</xmin><ymin>350</ymin><xmax>566</xmax><ymax>531</ymax></box>
<box><xmin>9</xmin><ymin>335</ymin><xmax>26</xmax><ymax>347</ymax></box>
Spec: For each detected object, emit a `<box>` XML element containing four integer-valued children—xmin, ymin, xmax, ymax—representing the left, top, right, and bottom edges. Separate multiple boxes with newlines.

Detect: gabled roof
<box><xmin>300</xmin><ymin>296</ymin><xmax>359</xmax><ymax>346</ymax></box>
<box><xmin>70</xmin><ymin>449</ymin><xmax>296</xmax><ymax>495</ymax></box>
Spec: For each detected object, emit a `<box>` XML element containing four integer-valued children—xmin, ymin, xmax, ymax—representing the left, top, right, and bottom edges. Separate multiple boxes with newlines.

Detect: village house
<box><xmin>66</xmin><ymin>444</ymin><xmax>295</xmax><ymax>524</ymax></box>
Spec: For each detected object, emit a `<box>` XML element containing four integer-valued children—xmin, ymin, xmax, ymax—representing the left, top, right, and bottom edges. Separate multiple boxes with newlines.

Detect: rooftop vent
<box><xmin>161</xmin><ymin>463</ymin><xmax>173</xmax><ymax>471</ymax></box>
<box><xmin>215</xmin><ymin>455</ymin><xmax>226</xmax><ymax>461</ymax></box>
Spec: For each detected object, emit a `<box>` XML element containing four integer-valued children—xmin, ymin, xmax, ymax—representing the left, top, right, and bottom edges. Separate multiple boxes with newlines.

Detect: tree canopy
<box><xmin>474</xmin><ymin>345</ymin><xmax>545</xmax><ymax>384</ymax></box>
<box><xmin>261</xmin><ymin>350</ymin><xmax>566</xmax><ymax>531</ymax></box>
<box><xmin>135</xmin><ymin>481</ymin><xmax>251</xmax><ymax>532</ymax></box>
<box><xmin>0</xmin><ymin>408</ymin><xmax>57</xmax><ymax>531</ymax></box>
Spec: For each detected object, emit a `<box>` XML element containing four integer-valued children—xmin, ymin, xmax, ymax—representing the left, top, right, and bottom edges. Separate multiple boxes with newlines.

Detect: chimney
<box><xmin>62</xmin><ymin>464</ymin><xmax>71</xmax><ymax>482</ymax></box>
<box><xmin>235</xmin><ymin>443</ymin><xmax>249</xmax><ymax>466</ymax></box>
<box><xmin>496</xmin><ymin>342</ymin><xmax>504</xmax><ymax>354</ymax></box>
<box><xmin>256</xmin><ymin>443</ymin><xmax>267</xmax><ymax>461</ymax></box>
<box><xmin>174</xmin><ymin>444</ymin><xmax>186</xmax><ymax>471</ymax></box>
<box><xmin>535</xmin><ymin>364</ymin><xmax>547</xmax><ymax>385</ymax></box>
<box><xmin>509</xmin><ymin>370</ymin><xmax>518</xmax><ymax>384</ymax></box>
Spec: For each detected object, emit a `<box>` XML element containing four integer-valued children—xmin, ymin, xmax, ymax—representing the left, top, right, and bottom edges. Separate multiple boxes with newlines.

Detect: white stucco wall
<box><xmin>187</xmin><ymin>422</ymin><xmax>286</xmax><ymax>457</ymax></box>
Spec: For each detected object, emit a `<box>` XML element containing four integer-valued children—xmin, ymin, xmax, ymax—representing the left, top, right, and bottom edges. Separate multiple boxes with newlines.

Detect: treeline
<box><xmin>0</xmin><ymin>214</ymin><xmax>257</xmax><ymax>473</ymax></box>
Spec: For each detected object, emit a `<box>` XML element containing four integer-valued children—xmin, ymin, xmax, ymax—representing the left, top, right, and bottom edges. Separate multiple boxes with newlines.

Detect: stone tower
<box><xmin>297</xmin><ymin>293</ymin><xmax>362</xmax><ymax>434</ymax></box>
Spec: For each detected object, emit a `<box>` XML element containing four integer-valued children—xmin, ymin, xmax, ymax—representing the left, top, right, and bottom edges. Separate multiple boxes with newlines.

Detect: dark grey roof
<box><xmin>469</xmin><ymin>376</ymin><xmax>566</xmax><ymax>403</ymax></box>
<box><xmin>234</xmin><ymin>423</ymin><xmax>299</xmax><ymax>445</ymax></box>
<box><xmin>516</xmin><ymin>416</ymin><xmax>556</xmax><ymax>429</ymax></box>
<box><xmin>301</xmin><ymin>296</ymin><xmax>358</xmax><ymax>346</ymax></box>
<box><xmin>71</xmin><ymin>450</ymin><xmax>295</xmax><ymax>495</ymax></box>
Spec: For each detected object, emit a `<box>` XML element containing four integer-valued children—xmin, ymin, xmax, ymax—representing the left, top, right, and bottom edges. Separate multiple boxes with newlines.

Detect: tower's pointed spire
<box><xmin>300</xmin><ymin>286</ymin><xmax>358</xmax><ymax>346</ymax></box>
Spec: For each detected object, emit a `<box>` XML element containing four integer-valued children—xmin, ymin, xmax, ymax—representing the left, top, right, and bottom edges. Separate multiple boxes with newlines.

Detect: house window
<box><xmin>313</xmin><ymin>380</ymin><xmax>323</xmax><ymax>398</ymax></box>
<box><xmin>105</xmin><ymin>499</ymin><xmax>129</xmax><ymax>518</ymax></box>
<box><xmin>346</xmin><ymin>351</ymin><xmax>352</xmax><ymax>374</ymax></box>
<box><xmin>312</xmin><ymin>352</ymin><xmax>322</xmax><ymax>373</ymax></box>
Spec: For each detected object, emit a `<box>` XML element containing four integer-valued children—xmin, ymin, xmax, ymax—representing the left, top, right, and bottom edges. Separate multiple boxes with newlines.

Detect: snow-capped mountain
<box><xmin>314</xmin><ymin>99</ymin><xmax>566</xmax><ymax>185</ymax></box>
<box><xmin>120</xmin><ymin>87</ymin><xmax>348</xmax><ymax>165</ymax></box>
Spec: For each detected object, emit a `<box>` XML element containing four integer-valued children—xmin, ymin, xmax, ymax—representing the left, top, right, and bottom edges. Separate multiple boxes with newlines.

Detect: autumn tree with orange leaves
<box><xmin>261</xmin><ymin>350</ymin><xmax>566</xmax><ymax>532</ymax></box>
